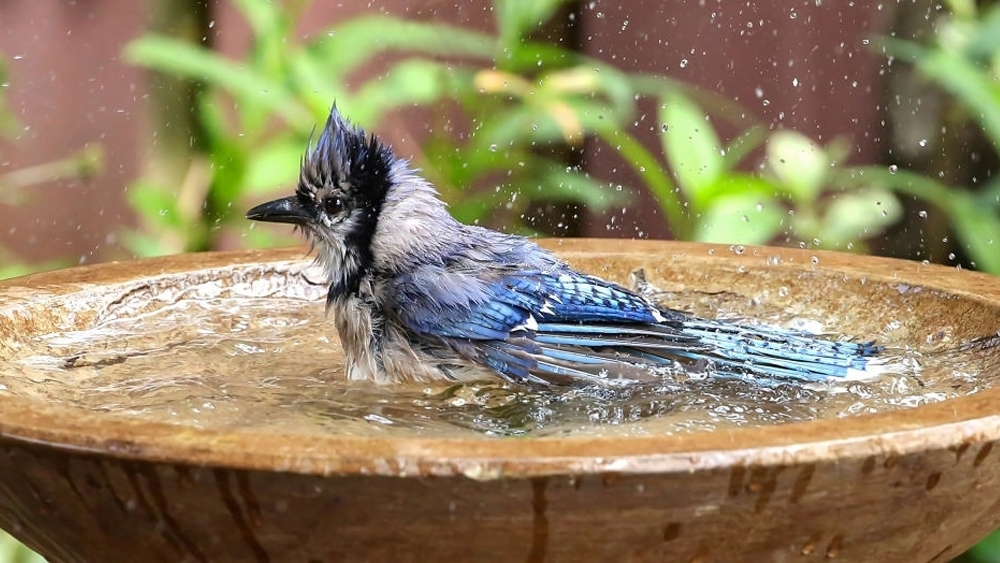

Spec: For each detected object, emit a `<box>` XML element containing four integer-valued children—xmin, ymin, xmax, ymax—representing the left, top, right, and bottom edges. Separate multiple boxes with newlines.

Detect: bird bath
<box><xmin>1</xmin><ymin>238</ymin><xmax>1000</xmax><ymax>562</ymax></box>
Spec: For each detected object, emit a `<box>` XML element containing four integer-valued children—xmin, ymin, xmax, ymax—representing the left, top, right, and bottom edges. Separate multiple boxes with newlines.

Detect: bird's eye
<box><xmin>323</xmin><ymin>196</ymin><xmax>346</xmax><ymax>215</ymax></box>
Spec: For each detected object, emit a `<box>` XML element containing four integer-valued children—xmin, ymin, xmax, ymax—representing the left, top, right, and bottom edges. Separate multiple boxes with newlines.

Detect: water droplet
<box><xmin>679</xmin><ymin>59</ymin><xmax>689</xmax><ymax>68</ymax></box>
<box><xmin>918</xmin><ymin>210</ymin><xmax>927</xmax><ymax>218</ymax></box>
<box><xmin>888</xmin><ymin>164</ymin><xmax>898</xmax><ymax>174</ymax></box>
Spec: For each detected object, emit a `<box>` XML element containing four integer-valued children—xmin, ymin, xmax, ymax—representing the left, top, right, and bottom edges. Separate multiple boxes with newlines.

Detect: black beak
<box><xmin>246</xmin><ymin>196</ymin><xmax>312</xmax><ymax>225</ymax></box>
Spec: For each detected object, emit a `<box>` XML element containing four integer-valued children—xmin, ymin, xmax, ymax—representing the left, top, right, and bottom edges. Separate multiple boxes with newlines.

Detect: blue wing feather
<box><xmin>389</xmin><ymin>262</ymin><xmax>878</xmax><ymax>386</ymax></box>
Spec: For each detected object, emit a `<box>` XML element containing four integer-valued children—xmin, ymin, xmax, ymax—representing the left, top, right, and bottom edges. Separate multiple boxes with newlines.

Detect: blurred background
<box><xmin>1</xmin><ymin>0</ymin><xmax>999</xmax><ymax>560</ymax></box>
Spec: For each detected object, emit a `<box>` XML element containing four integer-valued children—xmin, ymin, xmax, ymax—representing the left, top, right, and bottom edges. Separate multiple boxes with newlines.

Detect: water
<box><xmin>1</xmin><ymin>267</ymin><xmax>996</xmax><ymax>438</ymax></box>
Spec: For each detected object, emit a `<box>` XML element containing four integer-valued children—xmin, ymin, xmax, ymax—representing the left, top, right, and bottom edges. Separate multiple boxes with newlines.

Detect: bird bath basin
<box><xmin>1</xmin><ymin>238</ymin><xmax>1000</xmax><ymax>562</ymax></box>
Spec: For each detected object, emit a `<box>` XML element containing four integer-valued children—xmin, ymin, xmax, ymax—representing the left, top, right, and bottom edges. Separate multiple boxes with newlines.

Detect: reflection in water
<box><xmin>2</xmin><ymin>271</ymin><xmax>995</xmax><ymax>438</ymax></box>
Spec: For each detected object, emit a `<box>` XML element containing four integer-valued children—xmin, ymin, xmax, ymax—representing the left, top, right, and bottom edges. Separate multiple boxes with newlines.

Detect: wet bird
<box><xmin>247</xmin><ymin>106</ymin><xmax>878</xmax><ymax>386</ymax></box>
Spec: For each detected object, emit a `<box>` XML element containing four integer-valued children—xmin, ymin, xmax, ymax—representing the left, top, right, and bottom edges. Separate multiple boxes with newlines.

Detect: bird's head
<box><xmin>246</xmin><ymin>106</ymin><xmax>395</xmax><ymax>299</ymax></box>
<box><xmin>248</xmin><ymin>105</ymin><xmax>458</xmax><ymax>303</ymax></box>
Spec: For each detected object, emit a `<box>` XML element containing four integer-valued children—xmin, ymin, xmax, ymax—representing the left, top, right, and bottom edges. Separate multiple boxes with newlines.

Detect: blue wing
<box><xmin>389</xmin><ymin>264</ymin><xmax>878</xmax><ymax>386</ymax></box>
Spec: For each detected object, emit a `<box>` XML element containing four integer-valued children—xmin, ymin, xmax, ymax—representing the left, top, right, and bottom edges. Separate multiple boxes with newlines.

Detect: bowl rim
<box><xmin>1</xmin><ymin>239</ymin><xmax>999</xmax><ymax>478</ymax></box>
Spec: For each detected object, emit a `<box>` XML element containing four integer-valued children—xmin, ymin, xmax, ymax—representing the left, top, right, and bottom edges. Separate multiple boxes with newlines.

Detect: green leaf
<box><xmin>230</xmin><ymin>0</ymin><xmax>282</xmax><ymax>39</ymax></box>
<box><xmin>536</xmin><ymin>63</ymin><xmax>636</xmax><ymax>119</ymax></box>
<box><xmin>0</xmin><ymin>529</ymin><xmax>46</xmax><ymax>562</ymax></box>
<box><xmin>722</xmin><ymin>125</ymin><xmax>768</xmax><ymax>169</ymax></box>
<box><xmin>834</xmin><ymin>166</ymin><xmax>955</xmax><ymax>211</ymax></box>
<box><xmin>448</xmin><ymin>191</ymin><xmax>504</xmax><ymax>224</ymax></box>
<box><xmin>818</xmin><ymin>188</ymin><xmax>902</xmax><ymax>246</ymax></box>
<box><xmin>693</xmin><ymin>193</ymin><xmax>784</xmax><ymax>245</ymax></box>
<box><xmin>244</xmin><ymin>136</ymin><xmax>303</xmax><ymax>195</ymax></box>
<box><xmin>692</xmin><ymin>174</ymin><xmax>782</xmax><ymax>210</ymax></box>
<box><xmin>122</xmin><ymin>230</ymin><xmax>172</xmax><ymax>258</ymax></box>
<box><xmin>767</xmin><ymin>130</ymin><xmax>829</xmax><ymax>204</ymax></box>
<box><xmin>126</xmin><ymin>181</ymin><xmax>182</xmax><ymax>229</ymax></box>
<box><xmin>287</xmin><ymin>47</ymin><xmax>352</xmax><ymax>122</ymax></box>
<box><xmin>965</xmin><ymin>528</ymin><xmax>1000</xmax><ymax>562</ymax></box>
<box><xmin>352</xmin><ymin>60</ymin><xmax>456</xmax><ymax>124</ymax></box>
<box><xmin>534</xmin><ymin>165</ymin><xmax>629</xmax><ymax>211</ymax></box>
<box><xmin>308</xmin><ymin>15</ymin><xmax>494</xmax><ymax>79</ymax></box>
<box><xmin>659</xmin><ymin>93</ymin><xmax>724</xmax><ymax>204</ymax></box>
<box><xmin>950</xmin><ymin>193</ymin><xmax>1000</xmax><ymax>273</ymax></box>
<box><xmin>883</xmin><ymin>37</ymin><xmax>1000</xmax><ymax>148</ymax></box>
<box><xmin>206</xmin><ymin>141</ymin><xmax>247</xmax><ymax>213</ymax></box>
<box><xmin>197</xmin><ymin>92</ymin><xmax>235</xmax><ymax>146</ymax></box>
<box><xmin>590</xmin><ymin>124</ymin><xmax>686</xmax><ymax>237</ymax></box>
<box><xmin>495</xmin><ymin>0</ymin><xmax>570</xmax><ymax>53</ymax></box>
<box><xmin>962</xmin><ymin>4</ymin><xmax>1000</xmax><ymax>60</ymax></box>
<box><xmin>631</xmin><ymin>74</ymin><xmax>759</xmax><ymax>130</ymax></box>
<box><xmin>124</xmin><ymin>35</ymin><xmax>312</xmax><ymax>129</ymax></box>
<box><xmin>242</xmin><ymin>223</ymin><xmax>298</xmax><ymax>249</ymax></box>
<box><xmin>500</xmin><ymin>40</ymin><xmax>579</xmax><ymax>74</ymax></box>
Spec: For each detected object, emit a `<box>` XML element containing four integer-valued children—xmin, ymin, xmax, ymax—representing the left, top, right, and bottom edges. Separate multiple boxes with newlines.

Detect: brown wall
<box><xmin>0</xmin><ymin>0</ymin><xmax>894</xmax><ymax>267</ymax></box>
<box><xmin>581</xmin><ymin>1</ymin><xmax>893</xmax><ymax>238</ymax></box>
<box><xmin>0</xmin><ymin>0</ymin><xmax>146</xmax><ymax>266</ymax></box>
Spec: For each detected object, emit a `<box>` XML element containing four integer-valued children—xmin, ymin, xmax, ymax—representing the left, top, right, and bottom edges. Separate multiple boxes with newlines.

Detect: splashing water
<box><xmin>1</xmin><ymin>267</ymin><xmax>995</xmax><ymax>439</ymax></box>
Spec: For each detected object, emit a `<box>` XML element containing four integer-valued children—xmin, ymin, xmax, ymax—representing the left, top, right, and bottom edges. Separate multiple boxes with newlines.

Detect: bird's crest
<box><xmin>297</xmin><ymin>105</ymin><xmax>394</xmax><ymax>209</ymax></box>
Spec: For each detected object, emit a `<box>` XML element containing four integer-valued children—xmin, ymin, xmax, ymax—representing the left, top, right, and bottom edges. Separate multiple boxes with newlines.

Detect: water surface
<box><xmin>2</xmin><ymin>265</ymin><xmax>995</xmax><ymax>438</ymax></box>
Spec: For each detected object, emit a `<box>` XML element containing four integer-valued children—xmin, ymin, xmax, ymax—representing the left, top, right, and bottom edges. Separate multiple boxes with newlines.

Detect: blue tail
<box><xmin>477</xmin><ymin>317</ymin><xmax>879</xmax><ymax>386</ymax></box>
<box><xmin>674</xmin><ymin>318</ymin><xmax>879</xmax><ymax>381</ymax></box>
<box><xmin>429</xmin><ymin>266</ymin><xmax>880</xmax><ymax>386</ymax></box>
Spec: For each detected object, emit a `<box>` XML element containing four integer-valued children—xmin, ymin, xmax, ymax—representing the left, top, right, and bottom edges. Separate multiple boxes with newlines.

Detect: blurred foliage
<box><xmin>877</xmin><ymin>0</ymin><xmax>1000</xmax><ymax>273</ymax></box>
<box><xmin>0</xmin><ymin>55</ymin><xmax>104</xmax><ymax>280</ymax></box>
<box><xmin>0</xmin><ymin>530</ymin><xmax>43</xmax><ymax>563</ymax></box>
<box><xmin>123</xmin><ymin>0</ymin><xmax>627</xmax><ymax>254</ymax></box>
<box><xmin>121</xmin><ymin>0</ymin><xmax>905</xmax><ymax>257</ymax></box>
<box><xmin>647</xmin><ymin>91</ymin><xmax>901</xmax><ymax>249</ymax></box>
<box><xmin>957</xmin><ymin>525</ymin><xmax>1000</xmax><ymax>563</ymax></box>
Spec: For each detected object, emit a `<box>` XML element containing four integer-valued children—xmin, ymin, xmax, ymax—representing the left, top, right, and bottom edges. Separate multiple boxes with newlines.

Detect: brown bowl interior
<box><xmin>0</xmin><ymin>239</ymin><xmax>999</xmax><ymax>477</ymax></box>
<box><xmin>4</xmin><ymin>239</ymin><xmax>1000</xmax><ymax>562</ymax></box>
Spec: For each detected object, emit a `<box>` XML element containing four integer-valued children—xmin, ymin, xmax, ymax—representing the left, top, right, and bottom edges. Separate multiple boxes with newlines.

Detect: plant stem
<box><xmin>594</xmin><ymin>126</ymin><xmax>689</xmax><ymax>238</ymax></box>
<box><xmin>140</xmin><ymin>0</ymin><xmax>212</xmax><ymax>201</ymax></box>
<box><xmin>0</xmin><ymin>145</ymin><xmax>103</xmax><ymax>202</ymax></box>
<box><xmin>836</xmin><ymin>166</ymin><xmax>956</xmax><ymax>211</ymax></box>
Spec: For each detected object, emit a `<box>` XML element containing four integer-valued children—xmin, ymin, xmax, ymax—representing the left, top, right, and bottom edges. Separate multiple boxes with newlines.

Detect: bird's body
<box><xmin>247</xmin><ymin>107</ymin><xmax>878</xmax><ymax>386</ymax></box>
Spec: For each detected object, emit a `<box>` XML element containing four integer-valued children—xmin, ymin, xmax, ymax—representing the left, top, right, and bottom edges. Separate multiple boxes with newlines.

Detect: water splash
<box><xmin>2</xmin><ymin>271</ymin><xmax>995</xmax><ymax>438</ymax></box>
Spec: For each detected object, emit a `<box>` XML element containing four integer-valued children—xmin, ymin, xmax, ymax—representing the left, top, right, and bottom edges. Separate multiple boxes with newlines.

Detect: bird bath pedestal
<box><xmin>1</xmin><ymin>239</ymin><xmax>1000</xmax><ymax>562</ymax></box>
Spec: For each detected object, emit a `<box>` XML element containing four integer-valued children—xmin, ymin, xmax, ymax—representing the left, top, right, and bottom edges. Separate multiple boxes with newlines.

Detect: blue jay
<box><xmin>247</xmin><ymin>107</ymin><xmax>878</xmax><ymax>386</ymax></box>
